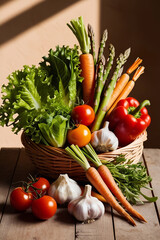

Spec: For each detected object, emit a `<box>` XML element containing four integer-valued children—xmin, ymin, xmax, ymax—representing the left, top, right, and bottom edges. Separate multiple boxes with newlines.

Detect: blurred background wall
<box><xmin>0</xmin><ymin>0</ymin><xmax>159</xmax><ymax>147</ymax></box>
<box><xmin>100</xmin><ymin>0</ymin><xmax>160</xmax><ymax>148</ymax></box>
<box><xmin>0</xmin><ymin>0</ymin><xmax>100</xmax><ymax>147</ymax></box>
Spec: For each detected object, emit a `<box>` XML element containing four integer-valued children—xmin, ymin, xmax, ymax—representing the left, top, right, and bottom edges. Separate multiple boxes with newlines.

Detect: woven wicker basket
<box><xmin>21</xmin><ymin>131</ymin><xmax>147</xmax><ymax>181</ymax></box>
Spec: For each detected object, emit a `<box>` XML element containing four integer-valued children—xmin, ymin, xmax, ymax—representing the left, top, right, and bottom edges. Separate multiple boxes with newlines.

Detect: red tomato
<box><xmin>10</xmin><ymin>187</ymin><xmax>33</xmax><ymax>211</ymax></box>
<box><xmin>71</xmin><ymin>105</ymin><xmax>95</xmax><ymax>126</ymax></box>
<box><xmin>67</xmin><ymin>124</ymin><xmax>91</xmax><ymax>147</ymax></box>
<box><xmin>29</xmin><ymin>177</ymin><xmax>50</xmax><ymax>197</ymax></box>
<box><xmin>31</xmin><ymin>195</ymin><xmax>57</xmax><ymax>220</ymax></box>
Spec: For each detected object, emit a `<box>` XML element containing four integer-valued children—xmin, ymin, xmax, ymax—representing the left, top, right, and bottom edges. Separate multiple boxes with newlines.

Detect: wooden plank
<box><xmin>75</xmin><ymin>205</ymin><xmax>114</xmax><ymax>240</ymax></box>
<box><xmin>143</xmin><ymin>148</ymin><xmax>160</xmax><ymax>220</ymax></box>
<box><xmin>0</xmin><ymin>148</ymin><xmax>75</xmax><ymax>240</ymax></box>
<box><xmin>113</xmin><ymin>155</ymin><xmax>160</xmax><ymax>240</ymax></box>
<box><xmin>0</xmin><ymin>148</ymin><xmax>20</xmax><ymax>221</ymax></box>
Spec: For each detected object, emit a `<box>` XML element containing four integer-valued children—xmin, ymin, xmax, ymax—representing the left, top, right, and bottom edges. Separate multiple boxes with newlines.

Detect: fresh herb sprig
<box><xmin>103</xmin><ymin>155</ymin><xmax>157</xmax><ymax>204</ymax></box>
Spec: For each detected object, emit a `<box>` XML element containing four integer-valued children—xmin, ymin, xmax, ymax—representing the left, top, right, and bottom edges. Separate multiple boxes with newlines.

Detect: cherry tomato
<box><xmin>10</xmin><ymin>187</ymin><xmax>33</xmax><ymax>211</ymax></box>
<box><xmin>67</xmin><ymin>124</ymin><xmax>91</xmax><ymax>147</ymax></box>
<box><xmin>71</xmin><ymin>105</ymin><xmax>95</xmax><ymax>126</ymax></box>
<box><xmin>31</xmin><ymin>195</ymin><xmax>57</xmax><ymax>220</ymax></box>
<box><xmin>29</xmin><ymin>177</ymin><xmax>50</xmax><ymax>197</ymax></box>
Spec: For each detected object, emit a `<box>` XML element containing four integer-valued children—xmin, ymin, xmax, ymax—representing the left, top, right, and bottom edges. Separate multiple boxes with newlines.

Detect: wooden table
<box><xmin>0</xmin><ymin>148</ymin><xmax>160</xmax><ymax>240</ymax></box>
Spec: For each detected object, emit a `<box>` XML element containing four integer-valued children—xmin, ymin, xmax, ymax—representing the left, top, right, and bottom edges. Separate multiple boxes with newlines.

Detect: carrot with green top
<box><xmin>67</xmin><ymin>17</ymin><xmax>95</xmax><ymax>105</ymax></box>
<box><xmin>82</xmin><ymin>144</ymin><xmax>147</xmax><ymax>222</ymax></box>
<box><xmin>65</xmin><ymin>144</ymin><xmax>136</xmax><ymax>226</ymax></box>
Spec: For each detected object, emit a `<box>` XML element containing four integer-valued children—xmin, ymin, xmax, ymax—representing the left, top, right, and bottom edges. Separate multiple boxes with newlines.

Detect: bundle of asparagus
<box><xmin>87</xmin><ymin>25</ymin><xmax>144</xmax><ymax>132</ymax></box>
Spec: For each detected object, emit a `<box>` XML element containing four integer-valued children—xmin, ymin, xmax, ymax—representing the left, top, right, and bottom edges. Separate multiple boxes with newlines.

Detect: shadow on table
<box><xmin>54</xmin><ymin>207</ymin><xmax>75</xmax><ymax>225</ymax></box>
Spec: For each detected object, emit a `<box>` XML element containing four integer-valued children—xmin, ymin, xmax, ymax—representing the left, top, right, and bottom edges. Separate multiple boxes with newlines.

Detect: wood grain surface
<box><xmin>0</xmin><ymin>148</ymin><xmax>160</xmax><ymax>240</ymax></box>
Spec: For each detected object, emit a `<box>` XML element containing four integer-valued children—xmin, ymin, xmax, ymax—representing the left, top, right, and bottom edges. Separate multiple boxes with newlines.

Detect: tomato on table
<box><xmin>10</xmin><ymin>187</ymin><xmax>33</xmax><ymax>211</ymax></box>
<box><xmin>71</xmin><ymin>105</ymin><xmax>95</xmax><ymax>126</ymax></box>
<box><xmin>29</xmin><ymin>177</ymin><xmax>50</xmax><ymax>197</ymax></box>
<box><xmin>67</xmin><ymin>124</ymin><xmax>91</xmax><ymax>147</ymax></box>
<box><xmin>31</xmin><ymin>195</ymin><xmax>57</xmax><ymax>220</ymax></box>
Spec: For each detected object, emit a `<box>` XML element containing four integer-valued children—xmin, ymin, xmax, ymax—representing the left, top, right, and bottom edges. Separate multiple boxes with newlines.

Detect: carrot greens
<box><xmin>105</xmin><ymin>156</ymin><xmax>157</xmax><ymax>204</ymax></box>
<box><xmin>67</xmin><ymin>16</ymin><xmax>90</xmax><ymax>54</ymax></box>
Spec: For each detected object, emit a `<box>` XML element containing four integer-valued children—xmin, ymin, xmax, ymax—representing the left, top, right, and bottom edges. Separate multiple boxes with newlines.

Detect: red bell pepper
<box><xmin>108</xmin><ymin>97</ymin><xmax>151</xmax><ymax>146</ymax></box>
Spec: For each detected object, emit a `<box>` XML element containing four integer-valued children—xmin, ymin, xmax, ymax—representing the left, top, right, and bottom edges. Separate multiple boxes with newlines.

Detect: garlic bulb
<box><xmin>68</xmin><ymin>185</ymin><xmax>105</xmax><ymax>222</ymax></box>
<box><xmin>91</xmin><ymin>121</ymin><xmax>119</xmax><ymax>152</ymax></box>
<box><xmin>48</xmin><ymin>174</ymin><xmax>81</xmax><ymax>204</ymax></box>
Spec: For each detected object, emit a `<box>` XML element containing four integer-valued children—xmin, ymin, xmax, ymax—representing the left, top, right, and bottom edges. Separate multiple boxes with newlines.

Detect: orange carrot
<box><xmin>80</xmin><ymin>186</ymin><xmax>107</xmax><ymax>203</ymax></box>
<box><xmin>67</xmin><ymin>17</ymin><xmax>95</xmax><ymax>105</ymax></box>
<box><xmin>65</xmin><ymin>145</ymin><xmax>136</xmax><ymax>226</ymax></box>
<box><xmin>86</xmin><ymin>167</ymin><xmax>136</xmax><ymax>226</ymax></box>
<box><xmin>105</xmin><ymin>58</ymin><xmax>142</xmax><ymax>112</ymax></box>
<box><xmin>83</xmin><ymin>144</ymin><xmax>146</xmax><ymax>222</ymax></box>
<box><xmin>80</xmin><ymin>54</ymin><xmax>95</xmax><ymax>105</ymax></box>
<box><xmin>97</xmin><ymin>164</ymin><xmax>146</xmax><ymax>222</ymax></box>
<box><xmin>126</xmin><ymin>57</ymin><xmax>142</xmax><ymax>74</ymax></box>
<box><xmin>106</xmin><ymin>66</ymin><xmax>145</xmax><ymax>117</ymax></box>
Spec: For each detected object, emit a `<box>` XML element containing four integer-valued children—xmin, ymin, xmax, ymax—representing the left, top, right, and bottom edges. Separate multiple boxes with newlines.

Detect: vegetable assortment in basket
<box><xmin>0</xmin><ymin>16</ymin><xmax>151</xmax><ymax>150</ymax></box>
<box><xmin>0</xmin><ymin>16</ymin><xmax>155</xmax><ymax>226</ymax></box>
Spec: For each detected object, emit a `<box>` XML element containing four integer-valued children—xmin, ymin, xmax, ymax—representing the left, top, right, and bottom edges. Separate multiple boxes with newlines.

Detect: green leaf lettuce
<box><xmin>0</xmin><ymin>45</ymin><xmax>82</xmax><ymax>147</ymax></box>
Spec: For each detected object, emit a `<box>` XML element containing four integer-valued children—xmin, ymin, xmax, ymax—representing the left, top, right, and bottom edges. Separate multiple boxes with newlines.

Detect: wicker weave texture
<box><xmin>21</xmin><ymin>131</ymin><xmax>147</xmax><ymax>181</ymax></box>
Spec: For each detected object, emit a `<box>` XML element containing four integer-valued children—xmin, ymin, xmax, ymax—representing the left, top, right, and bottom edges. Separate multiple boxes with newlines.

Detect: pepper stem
<box><xmin>131</xmin><ymin>100</ymin><xmax>150</xmax><ymax>116</ymax></box>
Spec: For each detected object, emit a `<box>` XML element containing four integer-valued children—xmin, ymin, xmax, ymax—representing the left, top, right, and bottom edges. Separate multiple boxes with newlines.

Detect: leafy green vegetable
<box><xmin>104</xmin><ymin>155</ymin><xmax>158</xmax><ymax>204</ymax></box>
<box><xmin>38</xmin><ymin>115</ymin><xmax>69</xmax><ymax>147</ymax></box>
<box><xmin>40</xmin><ymin>45</ymin><xmax>83</xmax><ymax>108</ymax></box>
<box><xmin>0</xmin><ymin>45</ymin><xmax>82</xmax><ymax>147</ymax></box>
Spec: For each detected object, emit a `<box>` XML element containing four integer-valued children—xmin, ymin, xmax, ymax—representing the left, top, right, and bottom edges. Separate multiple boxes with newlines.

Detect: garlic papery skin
<box><xmin>68</xmin><ymin>185</ymin><xmax>105</xmax><ymax>222</ymax></box>
<box><xmin>91</xmin><ymin>121</ymin><xmax>119</xmax><ymax>152</ymax></box>
<box><xmin>48</xmin><ymin>174</ymin><xmax>81</xmax><ymax>204</ymax></box>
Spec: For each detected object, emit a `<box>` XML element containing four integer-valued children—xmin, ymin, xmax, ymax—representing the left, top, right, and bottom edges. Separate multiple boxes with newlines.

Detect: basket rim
<box><xmin>21</xmin><ymin>130</ymin><xmax>147</xmax><ymax>155</ymax></box>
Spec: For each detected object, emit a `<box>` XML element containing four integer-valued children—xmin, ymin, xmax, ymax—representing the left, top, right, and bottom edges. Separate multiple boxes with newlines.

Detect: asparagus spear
<box><xmin>88</xmin><ymin>24</ymin><xmax>96</xmax><ymax>66</ymax></box>
<box><xmin>93</xmin><ymin>30</ymin><xmax>109</xmax><ymax>112</ymax></box>
<box><xmin>103</xmin><ymin>44</ymin><xmax>115</xmax><ymax>83</ymax></box>
<box><xmin>91</xmin><ymin>48</ymin><xmax>131</xmax><ymax>132</ymax></box>
<box><xmin>93</xmin><ymin>55</ymin><xmax>105</xmax><ymax>113</ymax></box>
<box><xmin>94</xmin><ymin>44</ymin><xmax>115</xmax><ymax>114</ymax></box>
<box><xmin>97</xmin><ymin>29</ymin><xmax>108</xmax><ymax>63</ymax></box>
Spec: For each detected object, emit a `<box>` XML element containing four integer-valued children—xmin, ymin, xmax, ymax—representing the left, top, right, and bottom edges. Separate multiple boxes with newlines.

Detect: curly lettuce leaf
<box><xmin>0</xmin><ymin>45</ymin><xmax>82</xmax><ymax>146</ymax></box>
